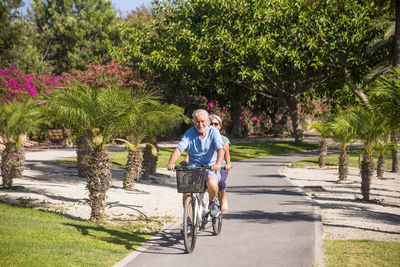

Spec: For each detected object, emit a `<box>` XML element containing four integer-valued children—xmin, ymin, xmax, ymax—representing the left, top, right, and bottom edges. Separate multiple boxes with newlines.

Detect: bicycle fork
<box><xmin>195</xmin><ymin>192</ymin><xmax>209</xmax><ymax>230</ymax></box>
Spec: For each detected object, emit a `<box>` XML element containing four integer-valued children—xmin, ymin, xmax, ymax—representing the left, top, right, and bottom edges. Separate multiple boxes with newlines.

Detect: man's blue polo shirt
<box><xmin>176</xmin><ymin>125</ymin><xmax>224</xmax><ymax>167</ymax></box>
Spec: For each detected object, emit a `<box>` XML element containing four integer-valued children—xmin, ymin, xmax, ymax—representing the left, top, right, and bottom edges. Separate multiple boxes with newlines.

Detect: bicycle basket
<box><xmin>176</xmin><ymin>168</ymin><xmax>206</xmax><ymax>193</ymax></box>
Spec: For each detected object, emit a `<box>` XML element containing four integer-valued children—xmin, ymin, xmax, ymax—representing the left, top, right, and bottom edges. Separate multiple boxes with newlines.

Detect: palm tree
<box><xmin>370</xmin><ymin>67</ymin><xmax>400</xmax><ymax>174</ymax></box>
<box><xmin>141</xmin><ymin>104</ymin><xmax>187</xmax><ymax>180</ymax></box>
<box><xmin>122</xmin><ymin>103</ymin><xmax>185</xmax><ymax>188</ymax></box>
<box><xmin>328</xmin><ymin>111</ymin><xmax>357</xmax><ymax>181</ymax></box>
<box><xmin>142</xmin><ymin>139</ymin><xmax>158</xmax><ymax>180</ymax></box>
<box><xmin>349</xmin><ymin>107</ymin><xmax>384</xmax><ymax>201</ymax></box>
<box><xmin>47</xmin><ymin>83</ymin><xmax>153</xmax><ymax>221</ymax></box>
<box><xmin>374</xmin><ymin>129</ymin><xmax>396</xmax><ymax>178</ymax></box>
<box><xmin>0</xmin><ymin>99</ymin><xmax>42</xmax><ymax>188</ymax></box>
<box><xmin>311</xmin><ymin>120</ymin><xmax>331</xmax><ymax>168</ymax></box>
<box><xmin>76</xmin><ymin>135</ymin><xmax>91</xmax><ymax>178</ymax></box>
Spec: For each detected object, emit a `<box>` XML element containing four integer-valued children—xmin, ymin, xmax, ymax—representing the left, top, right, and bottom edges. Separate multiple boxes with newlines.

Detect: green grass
<box><xmin>324</xmin><ymin>240</ymin><xmax>400</xmax><ymax>267</ymax></box>
<box><xmin>291</xmin><ymin>149</ymin><xmax>393</xmax><ymax>169</ymax></box>
<box><xmin>229</xmin><ymin>141</ymin><xmax>317</xmax><ymax>162</ymax></box>
<box><xmin>0</xmin><ymin>202</ymin><xmax>154</xmax><ymax>267</ymax></box>
<box><xmin>55</xmin><ymin>141</ymin><xmax>318</xmax><ymax>167</ymax></box>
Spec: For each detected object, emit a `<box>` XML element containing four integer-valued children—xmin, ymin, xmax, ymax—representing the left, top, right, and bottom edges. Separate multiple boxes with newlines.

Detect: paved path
<box><xmin>116</xmin><ymin>152</ymin><xmax>324</xmax><ymax>267</ymax></box>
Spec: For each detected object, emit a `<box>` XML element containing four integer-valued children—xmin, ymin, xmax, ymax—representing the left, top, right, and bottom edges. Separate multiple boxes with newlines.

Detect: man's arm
<box><xmin>211</xmin><ymin>147</ymin><xmax>224</xmax><ymax>171</ymax></box>
<box><xmin>167</xmin><ymin>148</ymin><xmax>182</xmax><ymax>170</ymax></box>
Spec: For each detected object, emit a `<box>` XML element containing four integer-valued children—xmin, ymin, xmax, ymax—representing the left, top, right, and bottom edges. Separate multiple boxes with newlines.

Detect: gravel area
<box><xmin>0</xmin><ymin>162</ymin><xmax>182</xmax><ymax>225</ymax></box>
<box><xmin>282</xmin><ymin>166</ymin><xmax>400</xmax><ymax>241</ymax></box>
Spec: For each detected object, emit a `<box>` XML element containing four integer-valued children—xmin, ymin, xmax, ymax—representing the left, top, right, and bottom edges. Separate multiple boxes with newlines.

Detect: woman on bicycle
<box><xmin>167</xmin><ymin>109</ymin><xmax>225</xmax><ymax>217</ymax></box>
<box><xmin>209</xmin><ymin>114</ymin><xmax>231</xmax><ymax>213</ymax></box>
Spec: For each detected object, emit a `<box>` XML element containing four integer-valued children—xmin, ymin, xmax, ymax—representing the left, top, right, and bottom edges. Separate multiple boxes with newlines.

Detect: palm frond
<box><xmin>310</xmin><ymin>119</ymin><xmax>331</xmax><ymax>139</ymax></box>
<box><xmin>349</xmin><ymin>106</ymin><xmax>385</xmax><ymax>154</ymax></box>
<box><xmin>0</xmin><ymin>99</ymin><xmax>42</xmax><ymax>144</ymax></box>
<box><xmin>370</xmin><ymin>67</ymin><xmax>400</xmax><ymax>129</ymax></box>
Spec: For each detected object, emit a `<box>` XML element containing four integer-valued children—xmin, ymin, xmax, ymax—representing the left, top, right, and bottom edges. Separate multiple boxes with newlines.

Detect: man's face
<box><xmin>195</xmin><ymin>115</ymin><xmax>209</xmax><ymax>134</ymax></box>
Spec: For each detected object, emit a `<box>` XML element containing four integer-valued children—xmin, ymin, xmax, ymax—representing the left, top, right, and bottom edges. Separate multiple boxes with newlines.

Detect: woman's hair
<box><xmin>192</xmin><ymin>109</ymin><xmax>209</xmax><ymax>123</ymax></box>
<box><xmin>210</xmin><ymin>114</ymin><xmax>222</xmax><ymax>124</ymax></box>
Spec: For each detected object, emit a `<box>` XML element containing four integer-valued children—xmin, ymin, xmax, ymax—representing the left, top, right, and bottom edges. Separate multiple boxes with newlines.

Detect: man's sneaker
<box><xmin>209</xmin><ymin>201</ymin><xmax>220</xmax><ymax>217</ymax></box>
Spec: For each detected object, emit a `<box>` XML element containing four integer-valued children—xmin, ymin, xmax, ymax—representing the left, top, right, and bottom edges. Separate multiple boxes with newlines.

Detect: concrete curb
<box><xmin>113</xmin><ymin>221</ymin><xmax>182</xmax><ymax>267</ymax></box>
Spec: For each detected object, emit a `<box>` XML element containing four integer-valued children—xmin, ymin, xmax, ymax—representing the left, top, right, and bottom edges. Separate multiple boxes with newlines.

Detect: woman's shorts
<box><xmin>219</xmin><ymin>168</ymin><xmax>228</xmax><ymax>191</ymax></box>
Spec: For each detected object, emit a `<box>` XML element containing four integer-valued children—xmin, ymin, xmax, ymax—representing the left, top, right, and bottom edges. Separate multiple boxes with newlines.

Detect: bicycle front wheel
<box><xmin>212</xmin><ymin>194</ymin><xmax>222</xmax><ymax>235</ymax></box>
<box><xmin>183</xmin><ymin>195</ymin><xmax>197</xmax><ymax>253</ymax></box>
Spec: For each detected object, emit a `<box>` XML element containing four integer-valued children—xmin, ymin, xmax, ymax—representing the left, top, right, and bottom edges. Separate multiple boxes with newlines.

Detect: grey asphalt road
<box><xmin>115</xmin><ymin>151</ymin><xmax>324</xmax><ymax>267</ymax></box>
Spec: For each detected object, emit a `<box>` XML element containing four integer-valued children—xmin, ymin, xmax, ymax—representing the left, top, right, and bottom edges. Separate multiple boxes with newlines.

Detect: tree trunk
<box><xmin>343</xmin><ymin>67</ymin><xmax>371</xmax><ymax>110</ymax></box>
<box><xmin>288</xmin><ymin>97</ymin><xmax>303</xmax><ymax>143</ymax></box>
<box><xmin>123</xmin><ymin>148</ymin><xmax>143</xmax><ymax>189</ymax></box>
<box><xmin>230</xmin><ymin>94</ymin><xmax>242</xmax><ymax>138</ymax></box>
<box><xmin>377</xmin><ymin>153</ymin><xmax>385</xmax><ymax>179</ymax></box>
<box><xmin>318</xmin><ymin>139</ymin><xmax>327</xmax><ymax>168</ymax></box>
<box><xmin>361</xmin><ymin>153</ymin><xmax>374</xmax><ymax>201</ymax></box>
<box><xmin>1</xmin><ymin>143</ymin><xmax>24</xmax><ymax>188</ymax></box>
<box><xmin>87</xmin><ymin>148</ymin><xmax>111</xmax><ymax>221</ymax></box>
<box><xmin>391</xmin><ymin>148</ymin><xmax>400</xmax><ymax>173</ymax></box>
<box><xmin>142</xmin><ymin>143</ymin><xmax>158</xmax><ymax>180</ymax></box>
<box><xmin>76</xmin><ymin>136</ymin><xmax>91</xmax><ymax>178</ymax></box>
<box><xmin>393</xmin><ymin>0</ymin><xmax>400</xmax><ymax>67</ymax></box>
<box><xmin>338</xmin><ymin>150</ymin><xmax>349</xmax><ymax>181</ymax></box>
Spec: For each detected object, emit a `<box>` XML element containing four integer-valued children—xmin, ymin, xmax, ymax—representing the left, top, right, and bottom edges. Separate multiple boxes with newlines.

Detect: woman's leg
<box><xmin>219</xmin><ymin>169</ymin><xmax>229</xmax><ymax>213</ymax></box>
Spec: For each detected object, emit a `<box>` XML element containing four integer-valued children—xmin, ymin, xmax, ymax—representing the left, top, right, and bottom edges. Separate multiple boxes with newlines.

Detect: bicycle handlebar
<box><xmin>174</xmin><ymin>165</ymin><xmax>212</xmax><ymax>170</ymax></box>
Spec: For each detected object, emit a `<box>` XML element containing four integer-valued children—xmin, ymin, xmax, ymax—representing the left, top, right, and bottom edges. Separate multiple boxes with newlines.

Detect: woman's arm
<box><xmin>224</xmin><ymin>143</ymin><xmax>232</xmax><ymax>171</ymax></box>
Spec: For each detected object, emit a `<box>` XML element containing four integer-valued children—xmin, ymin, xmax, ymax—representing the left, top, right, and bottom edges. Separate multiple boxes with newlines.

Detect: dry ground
<box><xmin>282</xmin><ymin>166</ymin><xmax>400</xmax><ymax>241</ymax></box>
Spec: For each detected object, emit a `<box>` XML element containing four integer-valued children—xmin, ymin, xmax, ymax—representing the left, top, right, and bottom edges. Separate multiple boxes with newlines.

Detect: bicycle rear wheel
<box><xmin>183</xmin><ymin>195</ymin><xmax>197</xmax><ymax>253</ymax></box>
<box><xmin>212</xmin><ymin>195</ymin><xmax>222</xmax><ymax>235</ymax></box>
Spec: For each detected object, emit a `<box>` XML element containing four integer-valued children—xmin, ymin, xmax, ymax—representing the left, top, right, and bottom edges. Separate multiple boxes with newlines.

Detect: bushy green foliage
<box><xmin>32</xmin><ymin>0</ymin><xmax>117</xmax><ymax>73</ymax></box>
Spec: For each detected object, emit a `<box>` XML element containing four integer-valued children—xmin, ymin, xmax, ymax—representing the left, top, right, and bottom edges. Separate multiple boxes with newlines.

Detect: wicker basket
<box><xmin>176</xmin><ymin>167</ymin><xmax>206</xmax><ymax>193</ymax></box>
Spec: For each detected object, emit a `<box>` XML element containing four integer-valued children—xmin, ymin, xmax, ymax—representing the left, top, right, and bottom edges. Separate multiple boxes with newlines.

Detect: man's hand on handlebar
<box><xmin>167</xmin><ymin>162</ymin><xmax>175</xmax><ymax>171</ymax></box>
<box><xmin>179</xmin><ymin>160</ymin><xmax>188</xmax><ymax>167</ymax></box>
<box><xmin>211</xmin><ymin>164</ymin><xmax>221</xmax><ymax>171</ymax></box>
<box><xmin>224</xmin><ymin>163</ymin><xmax>232</xmax><ymax>171</ymax></box>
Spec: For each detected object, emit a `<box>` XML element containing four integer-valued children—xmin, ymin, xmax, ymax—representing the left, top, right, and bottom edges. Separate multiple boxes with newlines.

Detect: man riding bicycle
<box><xmin>167</xmin><ymin>109</ymin><xmax>225</xmax><ymax>216</ymax></box>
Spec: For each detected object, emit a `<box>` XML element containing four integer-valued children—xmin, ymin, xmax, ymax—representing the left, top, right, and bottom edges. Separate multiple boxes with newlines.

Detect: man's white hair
<box><xmin>192</xmin><ymin>109</ymin><xmax>209</xmax><ymax>123</ymax></box>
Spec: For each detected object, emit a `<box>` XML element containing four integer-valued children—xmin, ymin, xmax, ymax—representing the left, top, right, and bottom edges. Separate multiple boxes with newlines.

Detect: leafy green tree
<box><xmin>147</xmin><ymin>0</ymin><xmax>387</xmax><ymax>141</ymax></box>
<box><xmin>46</xmin><ymin>83</ymin><xmax>154</xmax><ymax>221</ymax></box>
<box><xmin>148</xmin><ymin>0</ymin><xmax>268</xmax><ymax>137</ymax></box>
<box><xmin>31</xmin><ymin>0</ymin><xmax>116</xmax><ymax>73</ymax></box>
<box><xmin>108</xmin><ymin>5</ymin><xmax>153</xmax><ymax>68</ymax></box>
<box><xmin>0</xmin><ymin>0</ymin><xmax>24</xmax><ymax>67</ymax></box>
<box><xmin>0</xmin><ymin>98</ymin><xmax>42</xmax><ymax>188</ymax></box>
<box><xmin>308</xmin><ymin>0</ymin><xmax>389</xmax><ymax>109</ymax></box>
<box><xmin>328</xmin><ymin>111</ymin><xmax>357</xmax><ymax>181</ymax></box>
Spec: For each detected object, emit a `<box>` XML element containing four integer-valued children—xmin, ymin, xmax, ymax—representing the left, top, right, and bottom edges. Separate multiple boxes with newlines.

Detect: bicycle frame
<box><xmin>193</xmin><ymin>192</ymin><xmax>210</xmax><ymax>230</ymax></box>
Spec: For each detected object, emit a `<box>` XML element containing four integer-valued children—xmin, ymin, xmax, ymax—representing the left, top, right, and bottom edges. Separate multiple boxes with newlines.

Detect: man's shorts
<box><xmin>205</xmin><ymin>169</ymin><xmax>221</xmax><ymax>182</ymax></box>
